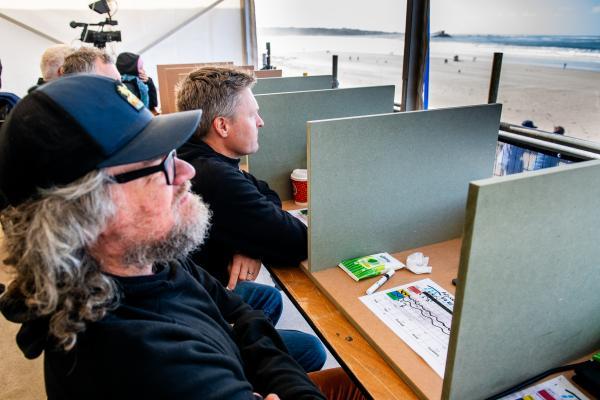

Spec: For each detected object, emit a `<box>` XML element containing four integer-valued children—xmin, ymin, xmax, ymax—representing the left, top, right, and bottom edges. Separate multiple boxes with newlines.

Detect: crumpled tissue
<box><xmin>405</xmin><ymin>252</ymin><xmax>432</xmax><ymax>274</ymax></box>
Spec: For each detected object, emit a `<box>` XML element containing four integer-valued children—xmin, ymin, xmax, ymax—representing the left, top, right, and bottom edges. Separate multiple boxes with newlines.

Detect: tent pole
<box><xmin>241</xmin><ymin>0</ymin><xmax>258</xmax><ymax>67</ymax></box>
<box><xmin>400</xmin><ymin>0</ymin><xmax>429</xmax><ymax>111</ymax></box>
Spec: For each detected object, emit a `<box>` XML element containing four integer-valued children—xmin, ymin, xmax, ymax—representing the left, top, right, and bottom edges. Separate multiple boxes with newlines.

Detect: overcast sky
<box><xmin>255</xmin><ymin>0</ymin><xmax>600</xmax><ymax>35</ymax></box>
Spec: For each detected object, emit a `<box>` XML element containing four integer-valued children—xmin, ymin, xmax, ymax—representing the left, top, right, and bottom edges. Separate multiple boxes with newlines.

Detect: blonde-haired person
<box><xmin>28</xmin><ymin>44</ymin><xmax>74</xmax><ymax>93</ymax></box>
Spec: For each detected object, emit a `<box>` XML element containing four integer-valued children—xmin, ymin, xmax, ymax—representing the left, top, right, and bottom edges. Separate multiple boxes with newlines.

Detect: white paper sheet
<box><xmin>499</xmin><ymin>375</ymin><xmax>589</xmax><ymax>400</ymax></box>
<box><xmin>359</xmin><ymin>278</ymin><xmax>453</xmax><ymax>377</ymax></box>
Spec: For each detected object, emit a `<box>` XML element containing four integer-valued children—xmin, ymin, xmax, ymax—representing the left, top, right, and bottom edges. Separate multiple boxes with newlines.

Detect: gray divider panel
<box><xmin>253</xmin><ymin>75</ymin><xmax>334</xmax><ymax>95</ymax></box>
<box><xmin>308</xmin><ymin>104</ymin><xmax>502</xmax><ymax>271</ymax></box>
<box><xmin>444</xmin><ymin>160</ymin><xmax>600</xmax><ymax>400</ymax></box>
<box><xmin>252</xmin><ymin>86</ymin><xmax>395</xmax><ymax>199</ymax></box>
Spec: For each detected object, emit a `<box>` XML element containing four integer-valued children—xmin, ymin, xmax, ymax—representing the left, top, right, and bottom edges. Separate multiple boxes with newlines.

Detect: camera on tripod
<box><xmin>70</xmin><ymin>0</ymin><xmax>122</xmax><ymax>49</ymax></box>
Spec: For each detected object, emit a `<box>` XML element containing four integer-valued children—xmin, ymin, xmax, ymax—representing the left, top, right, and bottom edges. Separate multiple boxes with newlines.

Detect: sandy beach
<box><xmin>271</xmin><ymin>50</ymin><xmax>600</xmax><ymax>143</ymax></box>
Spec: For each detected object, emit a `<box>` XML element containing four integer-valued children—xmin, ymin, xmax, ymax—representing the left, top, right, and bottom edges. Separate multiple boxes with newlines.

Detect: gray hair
<box><xmin>1</xmin><ymin>170</ymin><xmax>119</xmax><ymax>351</ymax></box>
<box><xmin>40</xmin><ymin>44</ymin><xmax>75</xmax><ymax>81</ymax></box>
<box><xmin>61</xmin><ymin>47</ymin><xmax>114</xmax><ymax>75</ymax></box>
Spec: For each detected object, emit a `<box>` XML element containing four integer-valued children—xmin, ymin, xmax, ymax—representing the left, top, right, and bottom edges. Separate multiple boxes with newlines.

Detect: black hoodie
<box><xmin>0</xmin><ymin>259</ymin><xmax>324</xmax><ymax>400</ymax></box>
<box><xmin>178</xmin><ymin>140</ymin><xmax>308</xmax><ymax>285</ymax></box>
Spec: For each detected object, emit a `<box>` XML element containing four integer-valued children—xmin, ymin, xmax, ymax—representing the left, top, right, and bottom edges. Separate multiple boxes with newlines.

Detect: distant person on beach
<box><xmin>501</xmin><ymin>120</ymin><xmax>538</xmax><ymax>175</ymax></box>
<box><xmin>533</xmin><ymin>125</ymin><xmax>566</xmax><ymax>170</ymax></box>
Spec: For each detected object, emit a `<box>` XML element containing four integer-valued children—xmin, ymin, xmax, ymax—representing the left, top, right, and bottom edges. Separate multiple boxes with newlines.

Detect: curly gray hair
<box><xmin>1</xmin><ymin>170</ymin><xmax>118</xmax><ymax>351</ymax></box>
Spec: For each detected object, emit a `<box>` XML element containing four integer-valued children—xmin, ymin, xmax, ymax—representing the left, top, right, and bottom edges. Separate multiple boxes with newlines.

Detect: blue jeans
<box><xmin>234</xmin><ymin>281</ymin><xmax>326</xmax><ymax>372</ymax></box>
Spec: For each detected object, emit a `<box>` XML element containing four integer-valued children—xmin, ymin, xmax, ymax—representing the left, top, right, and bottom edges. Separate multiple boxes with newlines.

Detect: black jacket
<box><xmin>179</xmin><ymin>141</ymin><xmax>308</xmax><ymax>284</ymax></box>
<box><xmin>0</xmin><ymin>259</ymin><xmax>324</xmax><ymax>400</ymax></box>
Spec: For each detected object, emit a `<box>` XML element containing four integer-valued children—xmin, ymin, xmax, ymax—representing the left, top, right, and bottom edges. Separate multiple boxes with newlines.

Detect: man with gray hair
<box><xmin>0</xmin><ymin>75</ymin><xmax>364</xmax><ymax>399</ymax></box>
<box><xmin>61</xmin><ymin>47</ymin><xmax>121</xmax><ymax>80</ymax></box>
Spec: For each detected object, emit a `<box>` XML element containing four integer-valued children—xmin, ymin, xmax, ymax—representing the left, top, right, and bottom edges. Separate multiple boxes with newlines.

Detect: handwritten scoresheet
<box><xmin>500</xmin><ymin>375</ymin><xmax>589</xmax><ymax>400</ymax></box>
<box><xmin>359</xmin><ymin>278</ymin><xmax>453</xmax><ymax>377</ymax></box>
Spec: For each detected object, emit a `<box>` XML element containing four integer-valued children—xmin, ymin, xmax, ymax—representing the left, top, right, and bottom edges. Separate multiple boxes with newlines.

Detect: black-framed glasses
<box><xmin>112</xmin><ymin>150</ymin><xmax>177</xmax><ymax>185</ymax></box>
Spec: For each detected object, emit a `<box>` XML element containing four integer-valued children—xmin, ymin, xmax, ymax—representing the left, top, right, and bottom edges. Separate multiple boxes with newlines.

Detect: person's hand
<box><xmin>252</xmin><ymin>393</ymin><xmax>280</xmax><ymax>400</ymax></box>
<box><xmin>138</xmin><ymin>70</ymin><xmax>149</xmax><ymax>82</ymax></box>
<box><xmin>227</xmin><ymin>254</ymin><xmax>261</xmax><ymax>290</ymax></box>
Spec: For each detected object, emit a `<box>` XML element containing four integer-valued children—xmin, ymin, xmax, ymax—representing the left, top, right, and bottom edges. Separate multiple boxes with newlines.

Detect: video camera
<box><xmin>70</xmin><ymin>0</ymin><xmax>122</xmax><ymax>49</ymax></box>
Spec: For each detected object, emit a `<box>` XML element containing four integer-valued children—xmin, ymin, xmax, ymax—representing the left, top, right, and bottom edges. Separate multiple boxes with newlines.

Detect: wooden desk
<box><xmin>273</xmin><ymin>201</ymin><xmax>419</xmax><ymax>399</ymax></box>
<box><xmin>269</xmin><ymin>240</ymin><xmax>457</xmax><ymax>400</ymax></box>
<box><xmin>269</xmin><ymin>248</ymin><xmax>597</xmax><ymax>400</ymax></box>
<box><xmin>267</xmin><ymin>263</ymin><xmax>419</xmax><ymax>400</ymax></box>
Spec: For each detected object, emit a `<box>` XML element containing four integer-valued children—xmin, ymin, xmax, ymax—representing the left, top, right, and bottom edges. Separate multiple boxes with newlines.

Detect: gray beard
<box><xmin>122</xmin><ymin>192</ymin><xmax>211</xmax><ymax>268</ymax></box>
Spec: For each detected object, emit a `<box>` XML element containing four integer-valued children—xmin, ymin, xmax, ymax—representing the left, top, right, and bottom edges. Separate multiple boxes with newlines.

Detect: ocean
<box><xmin>258</xmin><ymin>33</ymin><xmax>600</xmax><ymax>72</ymax></box>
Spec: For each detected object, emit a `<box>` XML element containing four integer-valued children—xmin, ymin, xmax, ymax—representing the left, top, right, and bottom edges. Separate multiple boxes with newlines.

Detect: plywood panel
<box><xmin>308</xmin><ymin>104</ymin><xmax>501</xmax><ymax>271</ymax></box>
<box><xmin>444</xmin><ymin>160</ymin><xmax>600</xmax><ymax>399</ymax></box>
<box><xmin>255</xmin><ymin>69</ymin><xmax>283</xmax><ymax>78</ymax></box>
<box><xmin>252</xmin><ymin>86</ymin><xmax>395</xmax><ymax>200</ymax></box>
<box><xmin>156</xmin><ymin>62</ymin><xmax>234</xmax><ymax>114</ymax></box>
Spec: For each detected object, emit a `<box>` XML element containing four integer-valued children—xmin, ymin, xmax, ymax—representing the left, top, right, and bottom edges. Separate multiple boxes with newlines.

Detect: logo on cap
<box><xmin>115</xmin><ymin>82</ymin><xmax>144</xmax><ymax>111</ymax></box>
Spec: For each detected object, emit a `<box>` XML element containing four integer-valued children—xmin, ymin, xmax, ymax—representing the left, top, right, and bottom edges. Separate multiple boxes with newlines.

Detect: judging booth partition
<box><xmin>303</xmin><ymin>103</ymin><xmax>600</xmax><ymax>399</ymax></box>
<box><xmin>252</xmin><ymin>75</ymin><xmax>334</xmax><ymax>95</ymax></box>
<box><xmin>251</xmin><ymin>85</ymin><xmax>395</xmax><ymax>200</ymax></box>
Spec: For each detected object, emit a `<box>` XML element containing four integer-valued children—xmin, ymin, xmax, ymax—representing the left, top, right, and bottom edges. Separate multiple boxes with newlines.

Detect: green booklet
<box><xmin>338</xmin><ymin>252</ymin><xmax>404</xmax><ymax>281</ymax></box>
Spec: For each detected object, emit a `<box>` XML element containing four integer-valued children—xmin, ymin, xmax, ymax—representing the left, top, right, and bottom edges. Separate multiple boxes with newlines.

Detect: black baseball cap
<box><xmin>0</xmin><ymin>74</ymin><xmax>201</xmax><ymax>208</ymax></box>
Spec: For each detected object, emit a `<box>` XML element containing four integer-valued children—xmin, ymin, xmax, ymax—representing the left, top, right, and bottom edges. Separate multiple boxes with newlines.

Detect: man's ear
<box><xmin>212</xmin><ymin>116</ymin><xmax>230</xmax><ymax>138</ymax></box>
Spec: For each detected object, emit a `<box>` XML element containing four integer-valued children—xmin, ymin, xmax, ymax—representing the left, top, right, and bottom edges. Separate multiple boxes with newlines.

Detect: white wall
<box><xmin>0</xmin><ymin>18</ymin><xmax>53</xmax><ymax>96</ymax></box>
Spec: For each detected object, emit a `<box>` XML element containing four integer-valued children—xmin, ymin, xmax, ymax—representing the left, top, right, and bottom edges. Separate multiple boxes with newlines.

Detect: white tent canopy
<box><xmin>1</xmin><ymin>0</ymin><xmax>257</xmax><ymax>96</ymax></box>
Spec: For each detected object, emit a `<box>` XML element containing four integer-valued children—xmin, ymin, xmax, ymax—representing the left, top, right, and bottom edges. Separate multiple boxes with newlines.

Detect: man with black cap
<box><xmin>0</xmin><ymin>75</ymin><xmax>362</xmax><ymax>399</ymax></box>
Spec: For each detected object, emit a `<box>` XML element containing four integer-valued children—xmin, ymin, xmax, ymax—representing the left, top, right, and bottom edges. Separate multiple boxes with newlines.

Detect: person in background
<box><xmin>533</xmin><ymin>125</ymin><xmax>566</xmax><ymax>170</ymax></box>
<box><xmin>0</xmin><ymin>58</ymin><xmax>20</xmax><ymax>120</ymax></box>
<box><xmin>116</xmin><ymin>52</ymin><xmax>159</xmax><ymax>114</ymax></box>
<box><xmin>28</xmin><ymin>44</ymin><xmax>74</xmax><ymax>93</ymax></box>
<box><xmin>61</xmin><ymin>47</ymin><xmax>121</xmax><ymax>80</ymax></box>
<box><xmin>501</xmin><ymin>120</ymin><xmax>538</xmax><ymax>175</ymax></box>
<box><xmin>0</xmin><ymin>74</ymin><xmax>365</xmax><ymax>400</ymax></box>
<box><xmin>176</xmin><ymin>66</ymin><xmax>326</xmax><ymax>373</ymax></box>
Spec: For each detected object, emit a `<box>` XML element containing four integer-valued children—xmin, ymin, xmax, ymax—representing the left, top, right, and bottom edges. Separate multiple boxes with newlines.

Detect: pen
<box><xmin>365</xmin><ymin>269</ymin><xmax>395</xmax><ymax>295</ymax></box>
